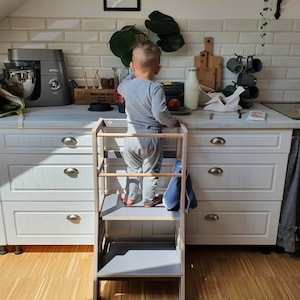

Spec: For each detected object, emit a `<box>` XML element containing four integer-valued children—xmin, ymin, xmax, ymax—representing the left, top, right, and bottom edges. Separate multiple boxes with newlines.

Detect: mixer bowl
<box><xmin>5</xmin><ymin>69</ymin><xmax>36</xmax><ymax>99</ymax></box>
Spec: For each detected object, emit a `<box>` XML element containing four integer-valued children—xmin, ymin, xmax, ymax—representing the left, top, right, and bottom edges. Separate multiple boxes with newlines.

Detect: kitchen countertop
<box><xmin>1</xmin><ymin>103</ymin><xmax>300</xmax><ymax>130</ymax></box>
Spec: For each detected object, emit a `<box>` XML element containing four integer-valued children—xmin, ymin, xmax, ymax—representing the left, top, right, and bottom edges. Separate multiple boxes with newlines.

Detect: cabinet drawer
<box><xmin>2</xmin><ymin>202</ymin><xmax>94</xmax><ymax>245</ymax></box>
<box><xmin>1</xmin><ymin>154</ymin><xmax>93</xmax><ymax>201</ymax></box>
<box><xmin>187</xmin><ymin>153</ymin><xmax>288</xmax><ymax>201</ymax></box>
<box><xmin>0</xmin><ymin>129</ymin><xmax>92</xmax><ymax>154</ymax></box>
<box><xmin>186</xmin><ymin>201</ymin><xmax>281</xmax><ymax>245</ymax></box>
<box><xmin>188</xmin><ymin>129</ymin><xmax>292</xmax><ymax>153</ymax></box>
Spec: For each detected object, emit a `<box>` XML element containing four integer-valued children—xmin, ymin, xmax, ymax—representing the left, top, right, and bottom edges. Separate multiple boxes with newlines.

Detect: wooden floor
<box><xmin>0</xmin><ymin>245</ymin><xmax>299</xmax><ymax>300</ymax></box>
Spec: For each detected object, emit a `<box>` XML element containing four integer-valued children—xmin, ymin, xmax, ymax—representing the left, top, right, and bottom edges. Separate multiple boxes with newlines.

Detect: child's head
<box><xmin>130</xmin><ymin>40</ymin><xmax>161</xmax><ymax>77</ymax></box>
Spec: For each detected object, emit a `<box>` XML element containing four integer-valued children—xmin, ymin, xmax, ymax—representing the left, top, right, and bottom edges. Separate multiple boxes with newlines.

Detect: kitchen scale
<box><xmin>262</xmin><ymin>102</ymin><xmax>300</xmax><ymax>120</ymax></box>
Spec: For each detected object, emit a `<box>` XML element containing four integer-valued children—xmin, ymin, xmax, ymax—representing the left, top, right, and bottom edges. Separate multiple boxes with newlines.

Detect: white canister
<box><xmin>184</xmin><ymin>67</ymin><xmax>199</xmax><ymax>110</ymax></box>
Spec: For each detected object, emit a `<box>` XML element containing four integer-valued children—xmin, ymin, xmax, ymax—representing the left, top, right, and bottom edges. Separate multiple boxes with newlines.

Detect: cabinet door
<box><xmin>187</xmin><ymin>153</ymin><xmax>288</xmax><ymax>201</ymax></box>
<box><xmin>1</xmin><ymin>154</ymin><xmax>93</xmax><ymax>201</ymax></box>
<box><xmin>186</xmin><ymin>201</ymin><xmax>281</xmax><ymax>245</ymax></box>
<box><xmin>2</xmin><ymin>202</ymin><xmax>94</xmax><ymax>245</ymax></box>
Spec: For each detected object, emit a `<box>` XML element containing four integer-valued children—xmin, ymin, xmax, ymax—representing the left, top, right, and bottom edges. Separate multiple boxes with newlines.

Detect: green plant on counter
<box><xmin>259</xmin><ymin>0</ymin><xmax>273</xmax><ymax>46</ymax></box>
<box><xmin>108</xmin><ymin>10</ymin><xmax>185</xmax><ymax>67</ymax></box>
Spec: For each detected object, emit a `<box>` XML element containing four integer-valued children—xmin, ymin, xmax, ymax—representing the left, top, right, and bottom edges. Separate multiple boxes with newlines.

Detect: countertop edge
<box><xmin>1</xmin><ymin>103</ymin><xmax>300</xmax><ymax>130</ymax></box>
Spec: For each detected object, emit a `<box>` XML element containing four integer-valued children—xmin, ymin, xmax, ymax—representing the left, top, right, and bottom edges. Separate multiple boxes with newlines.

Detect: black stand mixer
<box><xmin>3</xmin><ymin>49</ymin><xmax>72</xmax><ymax>107</ymax></box>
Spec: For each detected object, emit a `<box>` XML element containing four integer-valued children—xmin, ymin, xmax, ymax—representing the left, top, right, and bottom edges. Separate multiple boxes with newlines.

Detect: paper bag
<box><xmin>0</xmin><ymin>85</ymin><xmax>25</xmax><ymax>118</ymax></box>
<box><xmin>203</xmin><ymin>86</ymin><xmax>245</xmax><ymax>112</ymax></box>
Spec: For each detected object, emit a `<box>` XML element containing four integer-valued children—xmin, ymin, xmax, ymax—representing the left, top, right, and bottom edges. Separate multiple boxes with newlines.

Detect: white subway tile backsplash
<box><xmin>46</xmin><ymin>19</ymin><xmax>81</xmax><ymax>30</ymax></box>
<box><xmin>100</xmin><ymin>31</ymin><xmax>115</xmax><ymax>43</ymax></box>
<box><xmin>117</xmin><ymin>19</ymin><xmax>145</xmax><ymax>30</ymax></box>
<box><xmin>83</xmin><ymin>43</ymin><xmax>110</xmax><ymax>55</ymax></box>
<box><xmin>101</xmin><ymin>55</ymin><xmax>124</xmax><ymax>68</ymax></box>
<box><xmin>0</xmin><ymin>43</ymin><xmax>11</xmax><ymax>53</ymax></box>
<box><xmin>285</xmin><ymin>91</ymin><xmax>300</xmax><ymax>101</ymax></box>
<box><xmin>183</xmin><ymin>32</ymin><xmax>204</xmax><ymax>44</ymax></box>
<box><xmin>169</xmin><ymin>56</ymin><xmax>194</xmax><ymax>68</ymax></box>
<box><xmin>0</xmin><ymin>30</ymin><xmax>28</xmax><ymax>42</ymax></box>
<box><xmin>258</xmin><ymin>56</ymin><xmax>272</xmax><ymax>68</ymax></box>
<box><xmin>291</xmin><ymin>45</ymin><xmax>300</xmax><ymax>55</ymax></box>
<box><xmin>270</xmin><ymin>79</ymin><xmax>300</xmax><ymax>90</ymax></box>
<box><xmin>268</xmin><ymin>19</ymin><xmax>294</xmax><ymax>32</ymax></box>
<box><xmin>211</xmin><ymin>32</ymin><xmax>239</xmax><ymax>44</ymax></box>
<box><xmin>0</xmin><ymin>18</ymin><xmax>9</xmax><ymax>29</ymax></box>
<box><xmin>222</xmin><ymin>44</ymin><xmax>255</xmax><ymax>56</ymax></box>
<box><xmin>258</xmin><ymin>90</ymin><xmax>285</xmax><ymax>102</ymax></box>
<box><xmin>157</xmin><ymin>68</ymin><xmax>186</xmax><ymax>81</ymax></box>
<box><xmin>239</xmin><ymin>32</ymin><xmax>266</xmax><ymax>46</ymax></box>
<box><xmin>223</xmin><ymin>20</ymin><xmax>257</xmax><ymax>32</ymax></box>
<box><xmin>271</xmin><ymin>56</ymin><xmax>300</xmax><ymax>67</ymax></box>
<box><xmin>66</xmin><ymin>55</ymin><xmax>100</xmax><ymax>67</ymax></box>
<box><xmin>275</xmin><ymin>32</ymin><xmax>300</xmax><ymax>44</ymax></box>
<box><xmin>287</xmin><ymin>68</ymin><xmax>300</xmax><ymax>79</ymax></box>
<box><xmin>10</xmin><ymin>18</ymin><xmax>45</xmax><ymax>30</ymax></box>
<box><xmin>66</xmin><ymin>67</ymin><xmax>85</xmax><ymax>79</ymax></box>
<box><xmin>12</xmin><ymin>43</ymin><xmax>47</xmax><ymax>49</ymax></box>
<box><xmin>259</xmin><ymin>68</ymin><xmax>287</xmax><ymax>79</ymax></box>
<box><xmin>293</xmin><ymin>20</ymin><xmax>300</xmax><ymax>31</ymax></box>
<box><xmin>29</xmin><ymin>31</ymin><xmax>64</xmax><ymax>42</ymax></box>
<box><xmin>188</xmin><ymin>20</ymin><xmax>223</xmax><ymax>32</ymax></box>
<box><xmin>49</xmin><ymin>43</ymin><xmax>82</xmax><ymax>54</ymax></box>
<box><xmin>0</xmin><ymin>16</ymin><xmax>299</xmax><ymax>102</ymax></box>
<box><xmin>175</xmin><ymin>19</ymin><xmax>188</xmax><ymax>32</ymax></box>
<box><xmin>259</xmin><ymin>44</ymin><xmax>290</xmax><ymax>56</ymax></box>
<box><xmin>82</xmin><ymin>19</ymin><xmax>116</xmax><ymax>31</ymax></box>
<box><xmin>65</xmin><ymin>31</ymin><xmax>98</xmax><ymax>42</ymax></box>
<box><xmin>0</xmin><ymin>54</ymin><xmax>8</xmax><ymax>64</ymax></box>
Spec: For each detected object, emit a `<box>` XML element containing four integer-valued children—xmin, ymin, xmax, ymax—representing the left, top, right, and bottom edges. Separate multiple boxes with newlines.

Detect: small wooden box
<box><xmin>74</xmin><ymin>88</ymin><xmax>115</xmax><ymax>105</ymax></box>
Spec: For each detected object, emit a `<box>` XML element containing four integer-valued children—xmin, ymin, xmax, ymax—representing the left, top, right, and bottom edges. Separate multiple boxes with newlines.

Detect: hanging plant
<box><xmin>259</xmin><ymin>0</ymin><xmax>273</xmax><ymax>46</ymax></box>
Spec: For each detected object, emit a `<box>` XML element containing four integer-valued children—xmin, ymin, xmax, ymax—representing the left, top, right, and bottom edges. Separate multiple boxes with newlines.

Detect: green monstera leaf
<box><xmin>157</xmin><ymin>33</ymin><xmax>186</xmax><ymax>52</ymax></box>
<box><xmin>108</xmin><ymin>11</ymin><xmax>185</xmax><ymax>66</ymax></box>
<box><xmin>109</xmin><ymin>25</ymin><xmax>147</xmax><ymax>67</ymax></box>
<box><xmin>145</xmin><ymin>11</ymin><xmax>180</xmax><ymax>35</ymax></box>
<box><xmin>145</xmin><ymin>11</ymin><xmax>185</xmax><ymax>52</ymax></box>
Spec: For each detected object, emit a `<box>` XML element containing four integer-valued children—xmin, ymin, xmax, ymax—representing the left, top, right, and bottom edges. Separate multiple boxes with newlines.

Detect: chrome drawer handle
<box><xmin>66</xmin><ymin>214</ymin><xmax>81</xmax><ymax>221</ymax></box>
<box><xmin>61</xmin><ymin>137</ymin><xmax>77</xmax><ymax>146</ymax></box>
<box><xmin>64</xmin><ymin>167</ymin><xmax>79</xmax><ymax>177</ymax></box>
<box><xmin>210</xmin><ymin>137</ymin><xmax>226</xmax><ymax>144</ymax></box>
<box><xmin>205</xmin><ymin>214</ymin><xmax>219</xmax><ymax>221</ymax></box>
<box><xmin>208</xmin><ymin>167</ymin><xmax>223</xmax><ymax>175</ymax></box>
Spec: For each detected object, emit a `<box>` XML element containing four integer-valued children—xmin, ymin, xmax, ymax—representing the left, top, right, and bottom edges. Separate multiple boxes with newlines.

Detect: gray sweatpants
<box><xmin>123</xmin><ymin>127</ymin><xmax>163</xmax><ymax>204</ymax></box>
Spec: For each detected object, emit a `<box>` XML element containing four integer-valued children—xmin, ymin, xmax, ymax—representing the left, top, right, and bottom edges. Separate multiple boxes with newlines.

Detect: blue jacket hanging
<box><xmin>163</xmin><ymin>160</ymin><xmax>197</xmax><ymax>212</ymax></box>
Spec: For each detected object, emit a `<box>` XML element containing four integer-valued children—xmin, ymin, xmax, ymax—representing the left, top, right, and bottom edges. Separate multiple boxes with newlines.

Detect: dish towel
<box><xmin>163</xmin><ymin>160</ymin><xmax>197</xmax><ymax>212</ymax></box>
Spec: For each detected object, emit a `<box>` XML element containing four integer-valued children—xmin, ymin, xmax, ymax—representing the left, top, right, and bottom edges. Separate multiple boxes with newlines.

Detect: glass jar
<box><xmin>112</xmin><ymin>67</ymin><xmax>129</xmax><ymax>113</ymax></box>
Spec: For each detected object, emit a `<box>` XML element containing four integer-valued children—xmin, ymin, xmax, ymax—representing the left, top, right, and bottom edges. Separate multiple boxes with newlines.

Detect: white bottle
<box><xmin>184</xmin><ymin>67</ymin><xmax>200</xmax><ymax>110</ymax></box>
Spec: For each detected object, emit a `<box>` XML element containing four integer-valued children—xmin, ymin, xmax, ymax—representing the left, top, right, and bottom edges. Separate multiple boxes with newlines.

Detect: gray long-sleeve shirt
<box><xmin>118</xmin><ymin>73</ymin><xmax>177</xmax><ymax>130</ymax></box>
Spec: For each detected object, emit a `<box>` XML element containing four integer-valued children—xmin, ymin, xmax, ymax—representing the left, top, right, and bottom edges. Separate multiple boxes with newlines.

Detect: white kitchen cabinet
<box><xmin>0</xmin><ymin>129</ymin><xmax>95</xmax><ymax>245</ymax></box>
<box><xmin>0</xmin><ymin>105</ymin><xmax>295</xmax><ymax>248</ymax></box>
<box><xmin>185</xmin><ymin>129</ymin><xmax>292</xmax><ymax>245</ymax></box>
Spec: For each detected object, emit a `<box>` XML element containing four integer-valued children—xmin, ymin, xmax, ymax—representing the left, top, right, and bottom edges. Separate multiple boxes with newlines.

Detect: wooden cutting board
<box><xmin>194</xmin><ymin>37</ymin><xmax>222</xmax><ymax>90</ymax></box>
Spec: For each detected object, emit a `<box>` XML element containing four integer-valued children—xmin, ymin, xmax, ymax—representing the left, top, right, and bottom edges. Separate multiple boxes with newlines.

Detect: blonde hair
<box><xmin>132</xmin><ymin>40</ymin><xmax>161</xmax><ymax>70</ymax></box>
